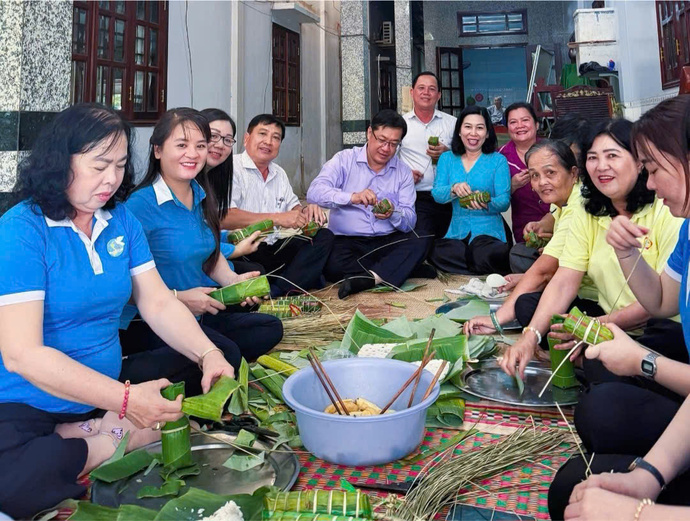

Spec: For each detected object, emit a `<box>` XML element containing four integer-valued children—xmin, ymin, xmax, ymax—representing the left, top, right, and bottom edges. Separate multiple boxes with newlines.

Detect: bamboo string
<box><xmin>554</xmin><ymin>402</ymin><xmax>591</xmax><ymax>478</ymax></box>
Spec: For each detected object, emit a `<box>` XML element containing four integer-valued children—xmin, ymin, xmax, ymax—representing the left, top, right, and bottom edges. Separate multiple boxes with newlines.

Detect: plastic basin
<box><xmin>283</xmin><ymin>358</ymin><xmax>440</xmax><ymax>466</ymax></box>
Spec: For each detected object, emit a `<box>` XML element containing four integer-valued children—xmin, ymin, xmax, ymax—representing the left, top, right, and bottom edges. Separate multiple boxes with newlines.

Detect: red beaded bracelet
<box><xmin>118</xmin><ymin>380</ymin><xmax>131</xmax><ymax>420</ymax></box>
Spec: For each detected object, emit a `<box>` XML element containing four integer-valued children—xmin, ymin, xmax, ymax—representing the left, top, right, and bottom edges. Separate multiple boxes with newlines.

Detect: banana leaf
<box><xmin>467</xmin><ymin>335</ymin><xmax>499</xmax><ymax>360</ymax></box>
<box><xmin>182</xmin><ymin>376</ymin><xmax>240</xmax><ymax>422</ymax></box>
<box><xmin>101</xmin><ymin>431</ymin><xmax>130</xmax><ymax>466</ymax></box>
<box><xmin>228</xmin><ymin>358</ymin><xmax>250</xmax><ymax>416</ymax></box>
<box><xmin>515</xmin><ymin>373</ymin><xmax>525</xmax><ymax>396</ymax></box>
<box><xmin>154</xmin><ymin>486</ymin><xmax>271</xmax><ymax>521</ymax></box>
<box><xmin>136</xmin><ymin>478</ymin><xmax>185</xmax><ymax>499</ymax></box>
<box><xmin>367</xmin><ymin>281</ymin><xmax>427</xmax><ymax>293</ymax></box>
<box><xmin>426</xmin><ymin>395</ymin><xmax>465</xmax><ymax>428</ymax></box>
<box><xmin>564</xmin><ymin>306</ymin><xmax>613</xmax><ymax>344</ymax></box>
<box><xmin>381</xmin><ymin>314</ymin><xmax>461</xmax><ymax>340</ymax></box>
<box><xmin>264</xmin><ymin>490</ymin><xmax>372</xmax><ymax>518</ymax></box>
<box><xmin>209</xmin><ymin>276</ymin><xmax>271</xmax><ymax>306</ymax></box>
<box><xmin>68</xmin><ymin>503</ymin><xmax>157</xmax><ymax>521</ymax></box>
<box><xmin>117</xmin><ymin>505</ymin><xmax>158</xmax><ymax>521</ymax></box>
<box><xmin>161</xmin><ymin>382</ymin><xmax>193</xmax><ymax>470</ymax></box>
<box><xmin>389</xmin><ymin>336</ymin><xmax>467</xmax><ymax>384</ymax></box>
<box><xmin>443</xmin><ymin>298</ymin><xmax>490</xmax><ymax>323</ymax></box>
<box><xmin>223</xmin><ymin>429</ymin><xmax>264</xmax><ymax>471</ymax></box>
<box><xmin>549</xmin><ymin>314</ymin><xmax>579</xmax><ymax>388</ymax></box>
<box><xmin>264</xmin><ymin>514</ymin><xmax>362</xmax><ymax>521</ymax></box>
<box><xmin>90</xmin><ymin>448</ymin><xmax>156</xmax><ymax>483</ymax></box>
<box><xmin>250</xmin><ymin>365</ymin><xmax>285</xmax><ymax>402</ymax></box>
<box><xmin>340</xmin><ymin>310</ymin><xmax>411</xmax><ymax>354</ymax></box>
<box><xmin>228</xmin><ymin>220</ymin><xmax>274</xmax><ymax>244</ymax></box>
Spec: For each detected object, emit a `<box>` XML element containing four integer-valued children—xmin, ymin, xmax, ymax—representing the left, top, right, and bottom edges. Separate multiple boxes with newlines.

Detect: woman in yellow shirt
<box><xmin>500</xmin><ymin>118</ymin><xmax>685</xmax><ymax>380</ymax></box>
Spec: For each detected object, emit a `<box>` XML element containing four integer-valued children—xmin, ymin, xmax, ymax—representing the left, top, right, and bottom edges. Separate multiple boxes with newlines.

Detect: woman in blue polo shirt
<box><xmin>548</xmin><ymin>96</ymin><xmax>690</xmax><ymax>519</ymax></box>
<box><xmin>119</xmin><ymin>108</ymin><xmax>282</xmax><ymax>384</ymax></box>
<box><xmin>0</xmin><ymin>104</ymin><xmax>235</xmax><ymax>518</ymax></box>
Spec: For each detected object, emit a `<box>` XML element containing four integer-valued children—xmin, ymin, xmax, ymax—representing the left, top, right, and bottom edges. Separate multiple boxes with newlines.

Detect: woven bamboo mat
<box><xmin>292</xmin><ymin>402</ymin><xmax>576</xmax><ymax>521</ymax></box>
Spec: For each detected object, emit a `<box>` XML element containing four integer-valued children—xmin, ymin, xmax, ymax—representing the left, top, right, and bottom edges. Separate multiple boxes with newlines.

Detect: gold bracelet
<box><xmin>173</xmin><ymin>289</ymin><xmax>178</xmax><ymax>299</ymax></box>
<box><xmin>633</xmin><ymin>498</ymin><xmax>654</xmax><ymax>521</ymax></box>
<box><xmin>197</xmin><ymin>347</ymin><xmax>223</xmax><ymax>369</ymax></box>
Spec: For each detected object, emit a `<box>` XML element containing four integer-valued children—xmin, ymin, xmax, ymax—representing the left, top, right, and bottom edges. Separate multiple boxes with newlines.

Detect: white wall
<box><xmin>609</xmin><ymin>0</ymin><xmax>678</xmax><ymax>119</ymax></box>
<box><xmin>132</xmin><ymin>0</ymin><xmax>342</xmax><ymax>194</ymax></box>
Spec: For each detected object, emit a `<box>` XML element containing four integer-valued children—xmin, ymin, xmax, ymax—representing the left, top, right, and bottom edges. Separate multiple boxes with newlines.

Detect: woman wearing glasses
<box><xmin>201</xmin><ymin>108</ymin><xmax>264</xmax><ymax>274</ymax></box>
<box><xmin>428</xmin><ymin>105</ymin><xmax>512</xmax><ymax>275</ymax></box>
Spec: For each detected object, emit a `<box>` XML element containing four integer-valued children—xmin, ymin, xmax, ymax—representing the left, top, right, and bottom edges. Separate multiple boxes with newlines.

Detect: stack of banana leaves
<box><xmin>258</xmin><ymin>295</ymin><xmax>323</xmax><ymax>319</ymax></box>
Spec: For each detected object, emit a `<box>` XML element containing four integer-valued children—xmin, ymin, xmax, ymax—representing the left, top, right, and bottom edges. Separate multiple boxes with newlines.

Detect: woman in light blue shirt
<box><xmin>429</xmin><ymin>105</ymin><xmax>512</xmax><ymax>274</ymax></box>
<box><xmin>0</xmin><ymin>104</ymin><xmax>235</xmax><ymax>518</ymax></box>
<box><xmin>120</xmin><ymin>108</ymin><xmax>282</xmax><ymax>389</ymax></box>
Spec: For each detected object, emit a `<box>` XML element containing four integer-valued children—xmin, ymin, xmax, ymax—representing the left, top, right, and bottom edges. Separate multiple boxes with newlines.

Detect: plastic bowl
<box><xmin>283</xmin><ymin>358</ymin><xmax>440</xmax><ymax>466</ymax></box>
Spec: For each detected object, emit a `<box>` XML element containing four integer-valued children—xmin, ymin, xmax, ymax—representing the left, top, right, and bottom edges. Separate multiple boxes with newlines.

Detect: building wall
<box><xmin>423</xmin><ymin>1</ymin><xmax>577</xmax><ymax>76</ymax></box>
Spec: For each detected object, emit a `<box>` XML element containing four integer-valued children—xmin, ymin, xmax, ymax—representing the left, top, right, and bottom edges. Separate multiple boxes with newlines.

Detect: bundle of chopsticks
<box><xmin>306</xmin><ymin>330</ymin><xmax>447</xmax><ymax>417</ymax></box>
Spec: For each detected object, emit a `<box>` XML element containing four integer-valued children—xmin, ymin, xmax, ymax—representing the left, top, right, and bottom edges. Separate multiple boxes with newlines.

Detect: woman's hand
<box><xmin>583</xmin><ymin>323</ymin><xmax>649</xmax><ymax>377</ymax></box>
<box><xmin>200</xmin><ymin>350</ymin><xmax>235</xmax><ymax>394</ymax></box>
<box><xmin>228</xmin><ymin>271</ymin><xmax>264</xmax><ymax>306</ymax></box>
<box><xmin>177</xmin><ymin>287</ymin><xmax>226</xmax><ymax>315</ymax></box>
<box><xmin>464</xmin><ymin>315</ymin><xmax>496</xmax><ymax>335</ymax></box>
<box><xmin>570</xmin><ymin>468</ymin><xmax>663</xmax><ymax>504</ymax></box>
<box><xmin>451</xmin><ymin>182</ymin><xmax>472</xmax><ymax>198</ymax></box>
<box><xmin>511</xmin><ymin>169</ymin><xmax>531</xmax><ymax>192</ymax></box>
<box><xmin>564</xmin><ymin>487</ymin><xmax>641</xmax><ymax>521</ymax></box>
<box><xmin>126</xmin><ymin>379</ymin><xmax>184</xmax><ymax>429</ymax></box>
<box><xmin>233</xmin><ymin>231</ymin><xmax>263</xmax><ymax>257</ymax></box>
<box><xmin>303</xmin><ymin>204</ymin><xmax>327</xmax><ymax>226</ymax></box>
<box><xmin>499</xmin><ymin>334</ymin><xmax>538</xmax><ymax>378</ymax></box>
<box><xmin>606</xmin><ymin>215</ymin><xmax>650</xmax><ymax>259</ymax></box>
<box><xmin>466</xmin><ymin>193</ymin><xmax>488</xmax><ymax>211</ymax></box>
<box><xmin>498</xmin><ymin>273</ymin><xmax>522</xmax><ymax>292</ymax></box>
<box><xmin>548</xmin><ymin>320</ymin><xmax>582</xmax><ymax>361</ymax></box>
<box><xmin>523</xmin><ymin>220</ymin><xmax>554</xmax><ymax>240</ymax></box>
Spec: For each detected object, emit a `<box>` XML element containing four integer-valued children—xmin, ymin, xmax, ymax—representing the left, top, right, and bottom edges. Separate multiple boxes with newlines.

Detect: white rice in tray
<box><xmin>201</xmin><ymin>500</ymin><xmax>244</xmax><ymax>521</ymax></box>
<box><xmin>412</xmin><ymin>359</ymin><xmax>450</xmax><ymax>381</ymax></box>
<box><xmin>357</xmin><ymin>343</ymin><xmax>398</xmax><ymax>358</ymax></box>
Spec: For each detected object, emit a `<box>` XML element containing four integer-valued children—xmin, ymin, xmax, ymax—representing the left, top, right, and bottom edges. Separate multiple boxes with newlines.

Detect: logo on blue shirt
<box><xmin>107</xmin><ymin>236</ymin><xmax>125</xmax><ymax>257</ymax></box>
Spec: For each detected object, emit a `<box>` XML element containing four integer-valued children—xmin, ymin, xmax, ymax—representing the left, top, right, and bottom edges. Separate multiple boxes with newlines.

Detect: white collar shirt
<box><xmin>231</xmin><ymin>152</ymin><xmax>300</xmax><ymax>244</ymax></box>
<box><xmin>399</xmin><ymin>109</ymin><xmax>457</xmax><ymax>192</ymax></box>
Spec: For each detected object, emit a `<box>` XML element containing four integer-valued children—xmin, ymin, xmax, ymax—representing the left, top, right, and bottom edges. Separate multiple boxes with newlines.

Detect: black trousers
<box><xmin>324</xmin><ymin>231</ymin><xmax>428</xmax><ymax>287</ymax></box>
<box><xmin>0</xmin><ymin>404</ymin><xmax>96</xmax><ymax>519</ymax></box>
<box><xmin>548</xmin><ymin>453</ymin><xmax>690</xmax><ymax>520</ymax></box>
<box><xmin>242</xmin><ymin>229</ymin><xmax>334</xmax><ymax>296</ymax></box>
<box><xmin>414</xmin><ymin>191</ymin><xmax>452</xmax><ymax>239</ymax></box>
<box><xmin>119</xmin><ymin>311</ymin><xmax>283</xmax><ymax>397</ymax></box>
<box><xmin>428</xmin><ymin>235</ymin><xmax>511</xmax><ymax>275</ymax></box>
<box><xmin>509</xmin><ymin>243</ymin><xmax>540</xmax><ymax>274</ymax></box>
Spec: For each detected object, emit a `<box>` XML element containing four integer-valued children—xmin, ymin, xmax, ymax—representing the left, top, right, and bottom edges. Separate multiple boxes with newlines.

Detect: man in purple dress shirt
<box><xmin>307</xmin><ymin>110</ymin><xmax>428</xmax><ymax>298</ymax></box>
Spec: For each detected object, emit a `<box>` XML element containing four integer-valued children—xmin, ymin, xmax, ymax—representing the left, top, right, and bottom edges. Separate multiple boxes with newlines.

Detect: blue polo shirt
<box><xmin>121</xmin><ymin>176</ymin><xmax>219</xmax><ymax>327</ymax></box>
<box><xmin>664</xmin><ymin>218</ymin><xmax>690</xmax><ymax>353</ymax></box>
<box><xmin>0</xmin><ymin>201</ymin><xmax>155</xmax><ymax>414</ymax></box>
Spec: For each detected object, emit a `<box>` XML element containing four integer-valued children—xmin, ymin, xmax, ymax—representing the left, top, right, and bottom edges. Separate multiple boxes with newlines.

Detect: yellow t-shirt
<box><xmin>542</xmin><ymin>184</ymin><xmax>598</xmax><ymax>301</ymax></box>
<box><xmin>559</xmin><ymin>197</ymin><xmax>683</xmax><ymax>314</ymax></box>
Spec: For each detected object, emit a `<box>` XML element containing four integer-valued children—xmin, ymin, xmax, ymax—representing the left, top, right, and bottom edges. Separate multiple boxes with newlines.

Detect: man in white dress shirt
<box><xmin>224</xmin><ymin>114</ymin><xmax>334</xmax><ymax>296</ymax></box>
<box><xmin>399</xmin><ymin>72</ymin><xmax>456</xmax><ymax>242</ymax></box>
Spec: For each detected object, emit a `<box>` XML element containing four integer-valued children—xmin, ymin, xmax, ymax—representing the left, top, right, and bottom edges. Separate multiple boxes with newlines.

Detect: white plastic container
<box><xmin>573</xmin><ymin>8</ymin><xmax>618</xmax><ymax>70</ymax></box>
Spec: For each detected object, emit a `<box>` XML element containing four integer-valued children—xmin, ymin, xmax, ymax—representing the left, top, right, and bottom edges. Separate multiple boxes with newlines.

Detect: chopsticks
<box><xmin>422</xmin><ymin>360</ymin><xmax>448</xmax><ymax>401</ymax></box>
<box><xmin>407</xmin><ymin>329</ymin><xmax>436</xmax><ymax>407</ymax></box>
<box><xmin>307</xmin><ymin>348</ymin><xmax>350</xmax><ymax>416</ymax></box>
<box><xmin>381</xmin><ymin>329</ymin><xmax>436</xmax><ymax>414</ymax></box>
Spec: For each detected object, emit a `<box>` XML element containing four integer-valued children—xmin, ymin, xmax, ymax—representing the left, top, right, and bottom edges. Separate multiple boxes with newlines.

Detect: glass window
<box><xmin>135</xmin><ymin>25</ymin><xmax>145</xmax><ymax>65</ymax></box>
<box><xmin>147</xmin><ymin>72</ymin><xmax>158</xmax><ymax>112</ymax></box>
<box><xmin>134</xmin><ymin>70</ymin><xmax>145</xmax><ymax>111</ymax></box>
<box><xmin>71</xmin><ymin>61</ymin><xmax>86</xmax><ymax>104</ymax></box>
<box><xmin>72</xmin><ymin>7</ymin><xmax>87</xmax><ymax>54</ymax></box>
<box><xmin>136</xmin><ymin>1</ymin><xmax>146</xmax><ymax>20</ymax></box>
<box><xmin>97</xmin><ymin>15</ymin><xmax>110</xmax><ymax>59</ymax></box>
<box><xmin>96</xmin><ymin>65</ymin><xmax>109</xmax><ymax>105</ymax></box>
<box><xmin>114</xmin><ymin>1</ymin><xmax>125</xmax><ymax>14</ymax></box>
<box><xmin>149</xmin><ymin>29</ymin><xmax>158</xmax><ymax>66</ymax></box>
<box><xmin>150</xmin><ymin>2</ymin><xmax>159</xmax><ymax>24</ymax></box>
<box><xmin>459</xmin><ymin>10</ymin><xmax>526</xmax><ymax>36</ymax></box>
<box><xmin>111</xmin><ymin>68</ymin><xmax>123</xmax><ymax>110</ymax></box>
<box><xmin>114</xmin><ymin>19</ymin><xmax>125</xmax><ymax>62</ymax></box>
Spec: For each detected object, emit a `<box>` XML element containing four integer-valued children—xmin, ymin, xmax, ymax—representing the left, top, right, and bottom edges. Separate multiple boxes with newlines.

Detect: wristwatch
<box><xmin>628</xmin><ymin>457</ymin><xmax>666</xmax><ymax>489</ymax></box>
<box><xmin>641</xmin><ymin>351</ymin><xmax>660</xmax><ymax>380</ymax></box>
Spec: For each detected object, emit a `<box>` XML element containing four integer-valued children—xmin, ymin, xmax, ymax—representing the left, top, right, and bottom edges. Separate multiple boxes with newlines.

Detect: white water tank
<box><xmin>573</xmin><ymin>8</ymin><xmax>618</xmax><ymax>70</ymax></box>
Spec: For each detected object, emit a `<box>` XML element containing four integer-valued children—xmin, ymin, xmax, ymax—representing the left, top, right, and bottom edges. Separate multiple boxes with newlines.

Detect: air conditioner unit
<box><xmin>376</xmin><ymin>21</ymin><xmax>393</xmax><ymax>45</ymax></box>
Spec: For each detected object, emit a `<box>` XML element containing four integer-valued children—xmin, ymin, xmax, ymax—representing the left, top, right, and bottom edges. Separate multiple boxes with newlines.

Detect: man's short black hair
<box><xmin>247</xmin><ymin>114</ymin><xmax>286</xmax><ymax>141</ymax></box>
<box><xmin>412</xmin><ymin>71</ymin><xmax>439</xmax><ymax>89</ymax></box>
<box><xmin>370</xmin><ymin>109</ymin><xmax>408</xmax><ymax>140</ymax></box>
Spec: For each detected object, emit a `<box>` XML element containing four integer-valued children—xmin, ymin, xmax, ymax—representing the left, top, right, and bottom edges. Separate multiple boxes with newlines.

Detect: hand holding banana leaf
<box><xmin>583</xmin><ymin>322</ymin><xmax>649</xmax><ymax>377</ymax></box>
<box><xmin>126</xmin><ymin>379</ymin><xmax>184</xmax><ymax>429</ymax></box>
<box><xmin>232</xmin><ymin>230</ymin><xmax>264</xmax><ymax>257</ymax></box>
<box><xmin>301</xmin><ymin>203</ymin><xmax>327</xmax><ymax>226</ymax></box>
<box><xmin>177</xmin><ymin>287</ymin><xmax>227</xmax><ymax>316</ymax></box>
<box><xmin>199</xmin><ymin>349</ymin><xmax>236</xmax><ymax>394</ymax></box>
<box><xmin>499</xmin><ymin>333</ymin><xmax>538</xmax><ymax>380</ymax></box>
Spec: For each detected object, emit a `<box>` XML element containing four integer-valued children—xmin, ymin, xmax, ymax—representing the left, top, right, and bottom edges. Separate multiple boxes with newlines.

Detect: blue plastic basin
<box><xmin>283</xmin><ymin>358</ymin><xmax>440</xmax><ymax>466</ymax></box>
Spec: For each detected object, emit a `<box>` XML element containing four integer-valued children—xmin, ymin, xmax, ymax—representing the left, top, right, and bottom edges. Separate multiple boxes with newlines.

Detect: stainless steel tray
<box><xmin>461</xmin><ymin>359</ymin><xmax>582</xmax><ymax>407</ymax></box>
<box><xmin>435</xmin><ymin>301</ymin><xmax>521</xmax><ymax>330</ymax></box>
<box><xmin>91</xmin><ymin>431</ymin><xmax>299</xmax><ymax>509</ymax></box>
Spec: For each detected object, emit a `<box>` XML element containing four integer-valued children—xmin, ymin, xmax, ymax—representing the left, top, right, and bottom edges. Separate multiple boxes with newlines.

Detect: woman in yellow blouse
<box><xmin>500</xmin><ymin>118</ymin><xmax>685</xmax><ymax>380</ymax></box>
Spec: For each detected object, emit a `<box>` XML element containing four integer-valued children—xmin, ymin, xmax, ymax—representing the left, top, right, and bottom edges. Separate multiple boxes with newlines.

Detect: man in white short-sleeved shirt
<box><xmin>224</xmin><ymin>114</ymin><xmax>334</xmax><ymax>296</ymax></box>
<box><xmin>399</xmin><ymin>72</ymin><xmax>456</xmax><ymax>241</ymax></box>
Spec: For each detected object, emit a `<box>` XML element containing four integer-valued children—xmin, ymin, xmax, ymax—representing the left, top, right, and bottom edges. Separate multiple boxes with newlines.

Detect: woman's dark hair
<box><xmin>550</xmin><ymin>113</ymin><xmax>590</xmax><ymax>153</ymax></box>
<box><xmin>370</xmin><ymin>109</ymin><xmax>408</xmax><ymax>140</ymax></box>
<box><xmin>13</xmin><ymin>103</ymin><xmax>134</xmax><ymax>220</ymax></box>
<box><xmin>247</xmin><ymin>113</ymin><xmax>286</xmax><ymax>141</ymax></box>
<box><xmin>632</xmin><ymin>95</ymin><xmax>690</xmax><ymax>214</ymax></box>
<box><xmin>504</xmin><ymin>101</ymin><xmax>538</xmax><ymax>124</ymax></box>
<box><xmin>580</xmin><ymin>118</ymin><xmax>655</xmax><ymax>217</ymax></box>
<box><xmin>201</xmin><ymin>108</ymin><xmax>236</xmax><ymax>221</ymax></box>
<box><xmin>525</xmin><ymin>139</ymin><xmax>578</xmax><ymax>173</ymax></box>
<box><xmin>138</xmin><ymin>107</ymin><xmax>220</xmax><ymax>275</ymax></box>
<box><xmin>451</xmin><ymin>105</ymin><xmax>497</xmax><ymax>155</ymax></box>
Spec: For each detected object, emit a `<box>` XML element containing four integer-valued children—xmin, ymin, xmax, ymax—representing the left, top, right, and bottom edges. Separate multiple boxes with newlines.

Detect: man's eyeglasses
<box><xmin>371</xmin><ymin>131</ymin><xmax>401</xmax><ymax>150</ymax></box>
<box><xmin>210</xmin><ymin>133</ymin><xmax>236</xmax><ymax>147</ymax></box>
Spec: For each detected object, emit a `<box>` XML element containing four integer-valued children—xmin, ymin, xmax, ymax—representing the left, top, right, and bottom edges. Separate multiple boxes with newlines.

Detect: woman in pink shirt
<box><xmin>499</xmin><ymin>102</ymin><xmax>550</xmax><ymax>243</ymax></box>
